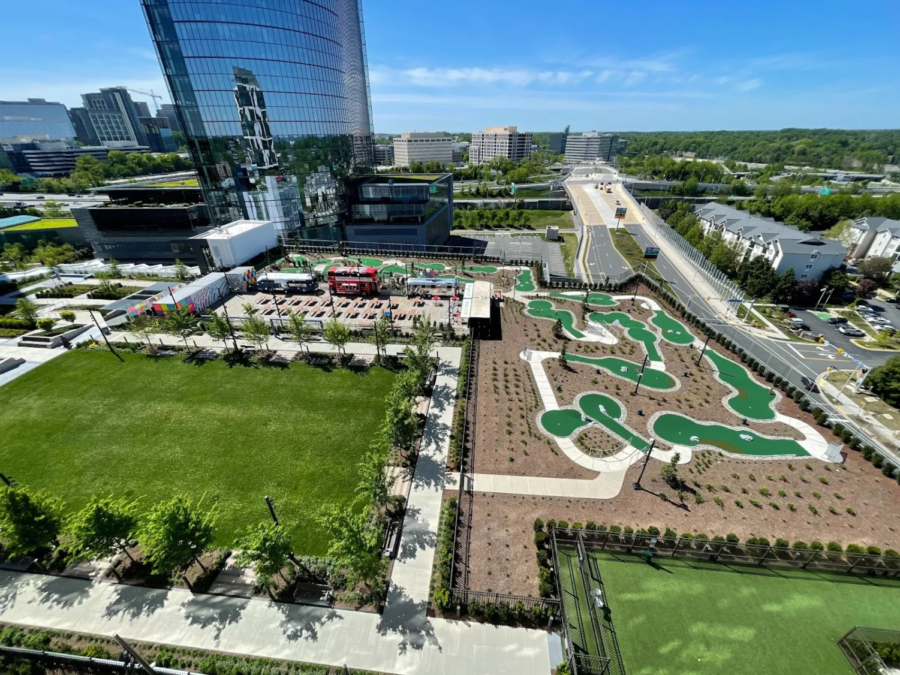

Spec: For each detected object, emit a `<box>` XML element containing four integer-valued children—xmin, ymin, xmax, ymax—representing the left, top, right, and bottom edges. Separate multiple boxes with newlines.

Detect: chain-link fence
<box><xmin>838</xmin><ymin>626</ymin><xmax>900</xmax><ymax>675</ymax></box>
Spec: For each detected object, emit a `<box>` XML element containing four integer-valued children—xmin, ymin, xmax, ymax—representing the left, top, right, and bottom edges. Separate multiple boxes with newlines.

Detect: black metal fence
<box><xmin>0</xmin><ymin>644</ymin><xmax>196</xmax><ymax>675</ymax></box>
<box><xmin>447</xmin><ymin>588</ymin><xmax>559</xmax><ymax>617</ymax></box>
<box><xmin>555</xmin><ymin>528</ymin><xmax>900</xmax><ymax>577</ymax></box>
<box><xmin>838</xmin><ymin>626</ymin><xmax>900</xmax><ymax>675</ymax></box>
<box><xmin>450</xmin><ymin>333</ymin><xmax>477</xmax><ymax>591</ymax></box>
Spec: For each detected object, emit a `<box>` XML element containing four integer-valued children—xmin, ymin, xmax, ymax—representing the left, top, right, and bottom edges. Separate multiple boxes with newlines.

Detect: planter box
<box><xmin>17</xmin><ymin>324</ymin><xmax>91</xmax><ymax>349</ymax></box>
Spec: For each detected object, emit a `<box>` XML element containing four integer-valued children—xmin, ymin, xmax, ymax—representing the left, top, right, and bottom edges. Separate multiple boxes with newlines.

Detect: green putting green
<box><xmin>378</xmin><ymin>265</ymin><xmax>408</xmax><ymax>276</ymax></box>
<box><xmin>516</xmin><ymin>268</ymin><xmax>536</xmax><ymax>292</ymax></box>
<box><xmin>413</xmin><ymin>262</ymin><xmax>447</xmax><ymax>271</ymax></box>
<box><xmin>651</xmin><ymin>310</ymin><xmax>695</xmax><ymax>345</ymax></box>
<box><xmin>465</xmin><ymin>265</ymin><xmax>498</xmax><ymax>274</ymax></box>
<box><xmin>704</xmin><ymin>350</ymin><xmax>777</xmax><ymax>420</ymax></box>
<box><xmin>589</xmin><ymin>312</ymin><xmax>662</xmax><ymax>361</ymax></box>
<box><xmin>356</xmin><ymin>257</ymin><xmax>383</xmax><ymax>267</ymax></box>
<box><xmin>550</xmin><ymin>292</ymin><xmax>618</xmax><ymax>307</ymax></box>
<box><xmin>588</xmin><ymin>552</ymin><xmax>900</xmax><ymax>675</ymax></box>
<box><xmin>541</xmin><ymin>394</ymin><xmax>649</xmax><ymax>450</ymax></box>
<box><xmin>652</xmin><ymin>413</ymin><xmax>808</xmax><ymax>457</ymax></box>
<box><xmin>567</xmin><ymin>354</ymin><xmax>676</xmax><ymax>390</ymax></box>
<box><xmin>526</xmin><ymin>300</ymin><xmax>585</xmax><ymax>339</ymax></box>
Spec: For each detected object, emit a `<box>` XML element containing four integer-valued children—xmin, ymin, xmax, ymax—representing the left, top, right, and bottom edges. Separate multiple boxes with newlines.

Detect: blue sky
<box><xmin>2</xmin><ymin>0</ymin><xmax>898</xmax><ymax>133</ymax></box>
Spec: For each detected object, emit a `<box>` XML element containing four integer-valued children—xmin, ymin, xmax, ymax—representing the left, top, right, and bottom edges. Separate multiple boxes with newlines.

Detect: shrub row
<box><xmin>431</xmin><ymin>496</ymin><xmax>457</xmax><ymax>612</ymax></box>
<box><xmin>35</xmin><ymin>284</ymin><xmax>94</xmax><ymax>299</ymax></box>
<box><xmin>0</xmin><ymin>317</ymin><xmax>35</xmax><ymax>329</ymax></box>
<box><xmin>448</xmin><ymin>338</ymin><xmax>472</xmax><ymax>469</ymax></box>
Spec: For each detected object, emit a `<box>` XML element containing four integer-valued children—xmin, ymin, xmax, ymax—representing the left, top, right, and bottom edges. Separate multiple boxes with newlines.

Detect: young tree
<box><xmin>139</xmin><ymin>495</ymin><xmax>218</xmax><ymax>576</ymax></box>
<box><xmin>36</xmin><ymin>317</ymin><xmax>57</xmax><ymax>332</ymax></box>
<box><xmin>173</xmin><ymin>259</ymin><xmax>190</xmax><ymax>282</ymax></box>
<box><xmin>164</xmin><ymin>308</ymin><xmax>198</xmax><ymax>348</ymax></box>
<box><xmin>129</xmin><ymin>314</ymin><xmax>158</xmax><ymax>351</ymax></box>
<box><xmin>206</xmin><ymin>312</ymin><xmax>234</xmax><ymax>351</ymax></box>
<box><xmin>857</xmin><ymin>279</ymin><xmax>878</xmax><ymax>299</ymax></box>
<box><xmin>233</xmin><ymin>522</ymin><xmax>292</xmax><ymax>588</ymax></box>
<box><xmin>552</xmin><ymin>319</ymin><xmax>564</xmax><ymax>339</ymax></box>
<box><xmin>107</xmin><ymin>258</ymin><xmax>121</xmax><ymax>279</ymax></box>
<box><xmin>380</xmin><ymin>386</ymin><xmax>418</xmax><ymax>450</ymax></box>
<box><xmin>285</xmin><ymin>311</ymin><xmax>315</xmax><ymax>355</ymax></box>
<box><xmin>660</xmin><ymin>452</ymin><xmax>681</xmax><ymax>489</ymax></box>
<box><xmin>14</xmin><ymin>297</ymin><xmax>40</xmax><ymax>324</ymax></box>
<box><xmin>66</xmin><ymin>497</ymin><xmax>139</xmax><ymax>562</ymax></box>
<box><xmin>372</xmin><ymin>316</ymin><xmax>391</xmax><ymax>362</ymax></box>
<box><xmin>59</xmin><ymin>310</ymin><xmax>76</xmax><ymax>323</ymax></box>
<box><xmin>356</xmin><ymin>439</ymin><xmax>391</xmax><ymax>508</ymax></box>
<box><xmin>241</xmin><ymin>313</ymin><xmax>272</xmax><ymax>353</ymax></box>
<box><xmin>558</xmin><ymin>340</ymin><xmax>568</xmax><ymax>368</ymax></box>
<box><xmin>865</xmin><ymin>356</ymin><xmax>900</xmax><ymax>407</ymax></box>
<box><xmin>771</xmin><ymin>268</ymin><xmax>796</xmax><ymax>304</ymax></box>
<box><xmin>0</xmin><ymin>486</ymin><xmax>63</xmax><ymax>557</ymax></box>
<box><xmin>323</xmin><ymin>320</ymin><xmax>350</xmax><ymax>355</ymax></box>
<box><xmin>859</xmin><ymin>257</ymin><xmax>893</xmax><ymax>285</ymax></box>
<box><xmin>317</xmin><ymin>504</ymin><xmax>385</xmax><ymax>588</ymax></box>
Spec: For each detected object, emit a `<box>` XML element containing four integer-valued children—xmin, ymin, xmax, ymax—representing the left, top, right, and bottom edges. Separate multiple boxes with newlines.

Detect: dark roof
<box><xmin>853</xmin><ymin>216</ymin><xmax>900</xmax><ymax>234</ymax></box>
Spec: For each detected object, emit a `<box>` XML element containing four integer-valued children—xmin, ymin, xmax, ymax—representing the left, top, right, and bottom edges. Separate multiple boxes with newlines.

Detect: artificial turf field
<box><xmin>573</xmin><ymin>550</ymin><xmax>900</xmax><ymax>675</ymax></box>
<box><xmin>0</xmin><ymin>350</ymin><xmax>396</xmax><ymax>555</ymax></box>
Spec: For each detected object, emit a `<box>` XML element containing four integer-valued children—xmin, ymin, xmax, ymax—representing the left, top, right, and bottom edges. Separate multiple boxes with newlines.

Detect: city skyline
<box><xmin>0</xmin><ymin>0</ymin><xmax>897</xmax><ymax>132</ymax></box>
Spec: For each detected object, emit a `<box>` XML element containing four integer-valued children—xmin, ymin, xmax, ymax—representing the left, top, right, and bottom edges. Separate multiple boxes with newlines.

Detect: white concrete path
<box><xmin>0</xmin><ymin>346</ymin><xmax>557</xmax><ymax>675</ymax></box>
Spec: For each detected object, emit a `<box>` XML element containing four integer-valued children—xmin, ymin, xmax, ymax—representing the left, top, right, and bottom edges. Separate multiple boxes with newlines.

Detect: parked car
<box><xmin>801</xmin><ymin>376</ymin><xmax>820</xmax><ymax>393</ymax></box>
<box><xmin>837</xmin><ymin>326</ymin><xmax>865</xmax><ymax>337</ymax></box>
<box><xmin>874</xmin><ymin>325</ymin><xmax>896</xmax><ymax>334</ymax></box>
<box><xmin>826</xmin><ymin>316</ymin><xmax>849</xmax><ymax>325</ymax></box>
<box><xmin>885</xmin><ymin>296</ymin><xmax>899</xmax><ymax>304</ymax></box>
<box><xmin>869</xmin><ymin>317</ymin><xmax>891</xmax><ymax>325</ymax></box>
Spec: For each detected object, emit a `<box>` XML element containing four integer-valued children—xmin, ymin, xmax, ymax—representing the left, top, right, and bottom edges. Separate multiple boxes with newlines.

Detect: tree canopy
<box><xmin>139</xmin><ymin>495</ymin><xmax>218</xmax><ymax>576</ymax></box>
<box><xmin>0</xmin><ymin>486</ymin><xmax>63</xmax><ymax>557</ymax></box>
<box><xmin>866</xmin><ymin>356</ymin><xmax>900</xmax><ymax>408</ymax></box>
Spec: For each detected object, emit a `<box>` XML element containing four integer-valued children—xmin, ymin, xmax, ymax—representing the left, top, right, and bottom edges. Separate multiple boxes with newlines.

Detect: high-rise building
<box><xmin>549</xmin><ymin>125</ymin><xmax>570</xmax><ymax>155</ymax></box>
<box><xmin>0</xmin><ymin>99</ymin><xmax>76</xmax><ymax>141</ymax></box>
<box><xmin>135</xmin><ymin>101</ymin><xmax>152</xmax><ymax>119</ymax></box>
<box><xmin>373</xmin><ymin>143</ymin><xmax>394</xmax><ymax>166</ymax></box>
<box><xmin>141</xmin><ymin>0</ymin><xmax>375</xmax><ymax>241</ymax></box>
<box><xmin>392</xmin><ymin>132</ymin><xmax>453</xmax><ymax>167</ymax></box>
<box><xmin>564</xmin><ymin>132</ymin><xmax>618</xmax><ymax>163</ymax></box>
<box><xmin>81</xmin><ymin>87</ymin><xmax>148</xmax><ymax>148</ymax></box>
<box><xmin>157</xmin><ymin>103</ymin><xmax>182</xmax><ymax>134</ymax></box>
<box><xmin>68</xmin><ymin>107</ymin><xmax>100</xmax><ymax>146</ymax></box>
<box><xmin>469</xmin><ymin>126</ymin><xmax>532</xmax><ymax>165</ymax></box>
<box><xmin>140</xmin><ymin>117</ymin><xmax>178</xmax><ymax>153</ymax></box>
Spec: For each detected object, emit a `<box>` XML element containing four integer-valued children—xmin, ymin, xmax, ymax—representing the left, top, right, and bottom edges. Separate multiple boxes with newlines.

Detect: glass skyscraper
<box><xmin>141</xmin><ymin>0</ymin><xmax>374</xmax><ymax>240</ymax></box>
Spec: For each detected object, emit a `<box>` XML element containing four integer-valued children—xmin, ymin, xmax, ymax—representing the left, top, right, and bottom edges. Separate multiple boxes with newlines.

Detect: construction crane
<box><xmin>127</xmin><ymin>88</ymin><xmax>162</xmax><ymax>113</ymax></box>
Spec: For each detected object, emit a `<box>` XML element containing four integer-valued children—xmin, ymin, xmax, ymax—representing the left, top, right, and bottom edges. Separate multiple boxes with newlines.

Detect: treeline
<box><xmin>743</xmin><ymin>192</ymin><xmax>900</xmax><ymax>231</ymax></box>
<box><xmin>454</xmin><ymin>208</ymin><xmax>532</xmax><ymax>229</ymax></box>
<box><xmin>12</xmin><ymin>151</ymin><xmax>193</xmax><ymax>194</ymax></box>
<box><xmin>620</xmin><ymin>156</ymin><xmax>728</xmax><ymax>183</ymax></box>
<box><xmin>619</xmin><ymin>129</ymin><xmax>900</xmax><ymax>170</ymax></box>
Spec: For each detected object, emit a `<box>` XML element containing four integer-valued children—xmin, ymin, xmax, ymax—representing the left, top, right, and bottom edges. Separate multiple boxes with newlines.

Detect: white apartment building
<box><xmin>840</xmin><ymin>217</ymin><xmax>900</xmax><ymax>260</ymax></box>
<box><xmin>392</xmin><ymin>132</ymin><xmax>453</xmax><ymax>167</ymax></box>
<box><xmin>696</xmin><ymin>204</ymin><xmax>846</xmax><ymax>281</ymax></box>
<box><xmin>469</xmin><ymin>126</ymin><xmax>532</xmax><ymax>165</ymax></box>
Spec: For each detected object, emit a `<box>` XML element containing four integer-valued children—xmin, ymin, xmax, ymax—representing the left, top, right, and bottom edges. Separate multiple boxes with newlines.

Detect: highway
<box><xmin>566</xmin><ymin>180</ymin><xmax>630</xmax><ymax>282</ymax></box>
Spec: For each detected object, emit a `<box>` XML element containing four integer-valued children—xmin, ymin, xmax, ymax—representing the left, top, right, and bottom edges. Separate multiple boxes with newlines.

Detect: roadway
<box><xmin>566</xmin><ymin>180</ymin><xmax>630</xmax><ymax>282</ymax></box>
<box><xmin>0</xmin><ymin>192</ymin><xmax>108</xmax><ymax>211</ymax></box>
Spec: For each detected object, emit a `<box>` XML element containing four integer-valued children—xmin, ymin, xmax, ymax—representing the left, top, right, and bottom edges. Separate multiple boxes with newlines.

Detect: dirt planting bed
<box><xmin>466</xmin><ymin>449</ymin><xmax>900</xmax><ymax>596</ymax></box>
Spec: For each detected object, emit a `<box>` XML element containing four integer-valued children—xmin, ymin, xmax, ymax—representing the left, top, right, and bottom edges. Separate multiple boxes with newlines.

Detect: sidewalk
<box><xmin>0</xmin><ymin>346</ymin><xmax>557</xmax><ymax>675</ymax></box>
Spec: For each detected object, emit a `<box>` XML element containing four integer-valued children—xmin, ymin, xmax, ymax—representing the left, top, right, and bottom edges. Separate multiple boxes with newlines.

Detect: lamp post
<box><xmin>632</xmin><ymin>439</ymin><xmax>656</xmax><ymax>490</ymax></box>
<box><xmin>634</xmin><ymin>354</ymin><xmax>649</xmax><ymax>395</ymax></box>
<box><xmin>696</xmin><ymin>332</ymin><xmax>712</xmax><ymax>366</ymax></box>
<box><xmin>89</xmin><ymin>310</ymin><xmax>124</xmax><ymax>363</ymax></box>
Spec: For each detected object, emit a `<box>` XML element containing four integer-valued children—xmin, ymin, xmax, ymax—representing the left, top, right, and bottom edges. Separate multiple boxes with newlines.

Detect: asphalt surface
<box><xmin>566</xmin><ymin>181</ymin><xmax>630</xmax><ymax>282</ymax></box>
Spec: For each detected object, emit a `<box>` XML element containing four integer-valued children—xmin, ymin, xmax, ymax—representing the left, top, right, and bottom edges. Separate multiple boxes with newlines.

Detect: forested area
<box><xmin>618</xmin><ymin>129</ymin><xmax>900</xmax><ymax>170</ymax></box>
<box><xmin>743</xmin><ymin>192</ymin><xmax>900</xmax><ymax>231</ymax></box>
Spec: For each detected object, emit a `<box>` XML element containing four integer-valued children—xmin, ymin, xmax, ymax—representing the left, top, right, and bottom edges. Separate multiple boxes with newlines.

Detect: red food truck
<box><xmin>327</xmin><ymin>266</ymin><xmax>380</xmax><ymax>296</ymax></box>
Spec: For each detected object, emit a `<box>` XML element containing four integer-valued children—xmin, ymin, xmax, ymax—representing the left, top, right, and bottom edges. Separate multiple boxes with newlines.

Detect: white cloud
<box><xmin>623</xmin><ymin>71</ymin><xmax>646</xmax><ymax>86</ymax></box>
<box><xmin>595</xmin><ymin>70</ymin><xmax>613</xmax><ymax>84</ymax></box>
<box><xmin>372</xmin><ymin>65</ymin><xmax>599</xmax><ymax>88</ymax></box>
<box><xmin>736</xmin><ymin>78</ymin><xmax>762</xmax><ymax>92</ymax></box>
<box><xmin>714</xmin><ymin>75</ymin><xmax>733</xmax><ymax>85</ymax></box>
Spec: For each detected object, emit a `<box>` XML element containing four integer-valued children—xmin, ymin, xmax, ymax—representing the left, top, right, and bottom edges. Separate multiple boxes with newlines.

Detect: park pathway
<box><xmin>0</xmin><ymin>346</ymin><xmax>556</xmax><ymax>675</ymax></box>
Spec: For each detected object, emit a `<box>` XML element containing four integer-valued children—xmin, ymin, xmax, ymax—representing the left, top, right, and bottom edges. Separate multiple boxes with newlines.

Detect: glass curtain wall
<box><xmin>141</xmin><ymin>0</ymin><xmax>374</xmax><ymax>241</ymax></box>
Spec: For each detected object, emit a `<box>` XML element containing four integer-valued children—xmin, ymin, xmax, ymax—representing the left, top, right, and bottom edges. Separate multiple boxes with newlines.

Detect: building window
<box><xmin>800</xmin><ymin>273</ymin><xmax>808</xmax><ymax>279</ymax></box>
<box><xmin>805</xmin><ymin>264</ymin><xmax>814</xmax><ymax>270</ymax></box>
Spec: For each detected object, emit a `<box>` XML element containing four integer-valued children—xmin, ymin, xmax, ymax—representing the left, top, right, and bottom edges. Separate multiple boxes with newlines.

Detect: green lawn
<box><xmin>526</xmin><ymin>210</ymin><xmax>574</xmax><ymax>230</ymax></box>
<box><xmin>0</xmin><ymin>350</ymin><xmax>396</xmax><ymax>555</ymax></box>
<box><xmin>6</xmin><ymin>218</ymin><xmax>78</xmax><ymax>231</ymax></box>
<box><xmin>589</xmin><ymin>552</ymin><xmax>900</xmax><ymax>675</ymax></box>
<box><xmin>151</xmin><ymin>179</ymin><xmax>200</xmax><ymax>187</ymax></box>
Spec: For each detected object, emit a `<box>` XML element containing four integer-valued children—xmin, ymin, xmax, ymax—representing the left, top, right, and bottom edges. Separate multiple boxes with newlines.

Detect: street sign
<box><xmin>510</xmin><ymin>183</ymin><xmax>516</xmax><ymax>195</ymax></box>
<box><xmin>615</xmin><ymin>207</ymin><xmax>627</xmax><ymax>219</ymax></box>
<box><xmin>821</xmin><ymin>187</ymin><xmax>832</xmax><ymax>196</ymax></box>
<box><xmin>429</xmin><ymin>184</ymin><xmax>437</xmax><ymax>194</ymax></box>
<box><xmin>643</xmin><ymin>247</ymin><xmax>660</xmax><ymax>259</ymax></box>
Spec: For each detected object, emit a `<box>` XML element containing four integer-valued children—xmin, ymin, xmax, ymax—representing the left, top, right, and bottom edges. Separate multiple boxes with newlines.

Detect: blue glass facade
<box><xmin>141</xmin><ymin>0</ymin><xmax>374</xmax><ymax>240</ymax></box>
<box><xmin>0</xmin><ymin>100</ymin><xmax>76</xmax><ymax>141</ymax></box>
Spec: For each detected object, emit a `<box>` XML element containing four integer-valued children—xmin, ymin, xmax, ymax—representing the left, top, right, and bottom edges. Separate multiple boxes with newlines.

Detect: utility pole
<box><xmin>89</xmin><ymin>310</ymin><xmax>124</xmax><ymax>363</ymax></box>
<box><xmin>632</xmin><ymin>439</ymin><xmax>656</xmax><ymax>490</ymax></box>
<box><xmin>696</xmin><ymin>332</ymin><xmax>712</xmax><ymax>366</ymax></box>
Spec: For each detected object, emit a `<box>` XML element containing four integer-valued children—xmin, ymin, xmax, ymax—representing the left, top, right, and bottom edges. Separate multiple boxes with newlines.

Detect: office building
<box><xmin>140</xmin><ymin>117</ymin><xmax>178</xmax><ymax>153</ymax></box>
<box><xmin>564</xmin><ymin>132</ymin><xmax>618</xmax><ymax>163</ymax></box>
<box><xmin>156</xmin><ymin>103</ymin><xmax>182</xmax><ymax>134</ymax></box>
<box><xmin>135</xmin><ymin>101</ymin><xmax>152</xmax><ymax>119</ymax></box>
<box><xmin>343</xmin><ymin>174</ymin><xmax>453</xmax><ymax>248</ymax></box>
<box><xmin>452</xmin><ymin>140</ymin><xmax>469</xmax><ymax>164</ymax></box>
<box><xmin>141</xmin><ymin>0</ymin><xmax>374</xmax><ymax>241</ymax></box>
<box><xmin>81</xmin><ymin>87</ymin><xmax>148</xmax><ymax>148</ymax></box>
<box><xmin>469</xmin><ymin>126</ymin><xmax>532</xmax><ymax>165</ymax></box>
<box><xmin>0</xmin><ymin>139</ymin><xmax>148</xmax><ymax>177</ymax></box>
<box><xmin>68</xmin><ymin>107</ymin><xmax>100</xmax><ymax>146</ymax></box>
<box><xmin>549</xmin><ymin>125</ymin><xmax>570</xmax><ymax>155</ymax></box>
<box><xmin>392</xmin><ymin>132</ymin><xmax>453</xmax><ymax>167</ymax></box>
<box><xmin>373</xmin><ymin>143</ymin><xmax>394</xmax><ymax>166</ymax></box>
<box><xmin>73</xmin><ymin>183</ymin><xmax>214</xmax><ymax>264</ymax></box>
<box><xmin>696</xmin><ymin>203</ymin><xmax>845</xmax><ymax>280</ymax></box>
<box><xmin>0</xmin><ymin>99</ymin><xmax>76</xmax><ymax>141</ymax></box>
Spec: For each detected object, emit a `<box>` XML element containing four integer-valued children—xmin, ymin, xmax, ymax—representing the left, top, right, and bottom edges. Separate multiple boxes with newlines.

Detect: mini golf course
<box><xmin>652</xmin><ymin>413</ymin><xmax>808</xmax><ymax>457</ymax></box>
<box><xmin>465</xmin><ymin>265</ymin><xmax>499</xmax><ymax>274</ymax></box>
<box><xmin>550</xmin><ymin>291</ymin><xmax>618</xmax><ymax>307</ymax></box>
<box><xmin>541</xmin><ymin>393</ymin><xmax>650</xmax><ymax>450</ymax></box>
<box><xmin>526</xmin><ymin>300</ymin><xmax>586</xmax><ymax>339</ymax></box>
<box><xmin>651</xmin><ymin>310</ymin><xmax>695</xmax><ymax>345</ymax></box>
<box><xmin>566</xmin><ymin>354</ymin><xmax>676</xmax><ymax>390</ymax></box>
<box><xmin>704</xmin><ymin>350</ymin><xmax>777</xmax><ymax>421</ymax></box>
<box><xmin>516</xmin><ymin>269</ymin><xmax>536</xmax><ymax>292</ymax></box>
<box><xmin>589</xmin><ymin>312</ymin><xmax>663</xmax><ymax>362</ymax></box>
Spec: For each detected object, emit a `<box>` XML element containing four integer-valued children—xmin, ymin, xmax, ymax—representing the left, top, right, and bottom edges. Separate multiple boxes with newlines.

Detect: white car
<box><xmin>874</xmin><ymin>325</ymin><xmax>896</xmax><ymax>333</ymax></box>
